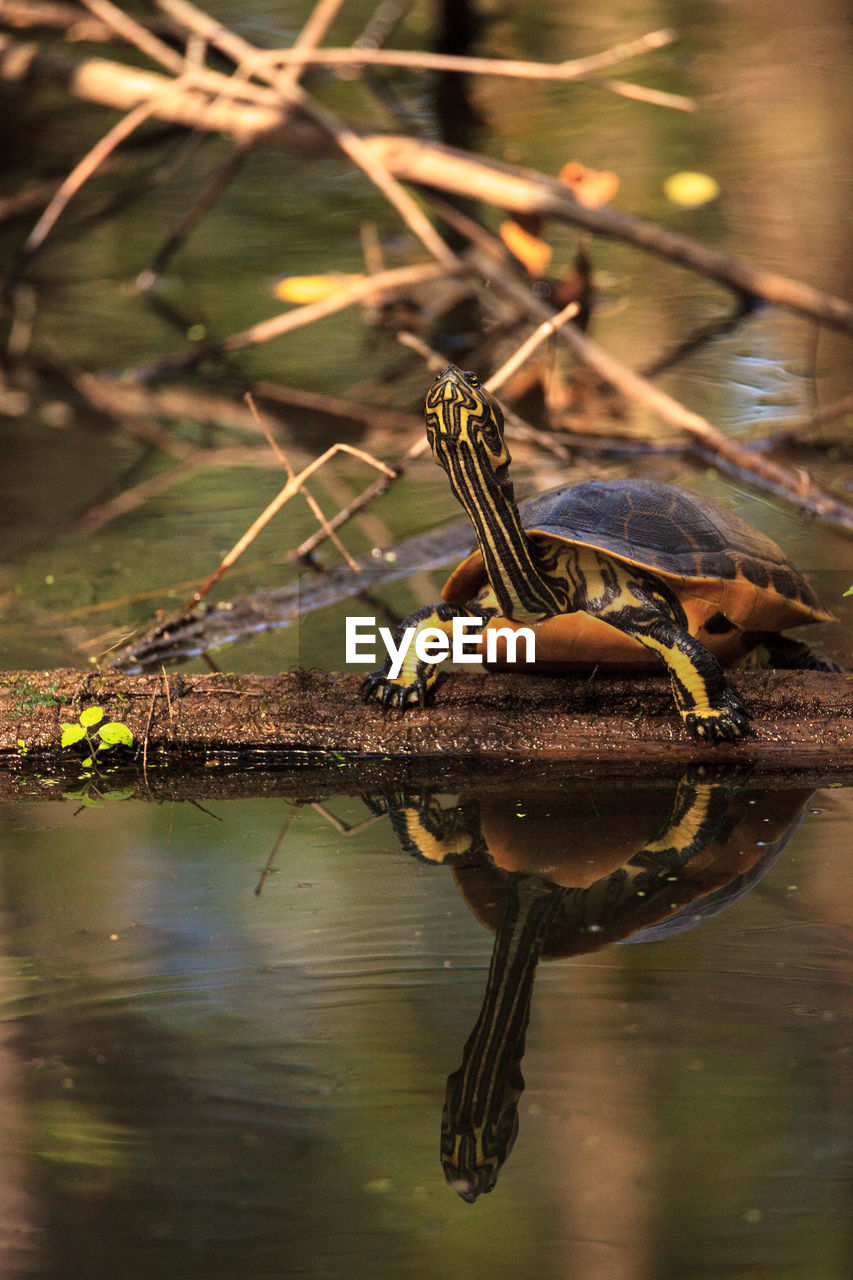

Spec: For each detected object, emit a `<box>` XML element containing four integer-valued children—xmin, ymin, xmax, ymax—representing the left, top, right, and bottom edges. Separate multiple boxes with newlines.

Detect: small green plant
<box><xmin>60</xmin><ymin>707</ymin><xmax>135</xmax><ymax>808</ymax></box>
<box><xmin>61</xmin><ymin>706</ymin><xmax>134</xmax><ymax>766</ymax></box>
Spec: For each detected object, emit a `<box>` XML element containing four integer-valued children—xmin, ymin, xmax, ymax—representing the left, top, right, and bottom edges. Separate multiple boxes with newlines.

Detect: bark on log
<box><xmin>2</xmin><ymin>669</ymin><xmax>853</xmax><ymax>773</ymax></box>
<box><xmin>1</xmin><ymin>31</ymin><xmax>852</xmax><ymax>333</ymax></box>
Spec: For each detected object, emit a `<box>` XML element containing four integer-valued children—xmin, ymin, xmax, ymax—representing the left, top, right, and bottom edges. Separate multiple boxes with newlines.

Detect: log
<box><xmin>3</xmin><ymin>669</ymin><xmax>853</xmax><ymax>777</ymax></box>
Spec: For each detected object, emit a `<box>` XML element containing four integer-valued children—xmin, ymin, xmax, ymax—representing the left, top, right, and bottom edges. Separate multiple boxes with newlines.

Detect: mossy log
<box><xmin>2</xmin><ymin>668</ymin><xmax>853</xmax><ymax>774</ymax></box>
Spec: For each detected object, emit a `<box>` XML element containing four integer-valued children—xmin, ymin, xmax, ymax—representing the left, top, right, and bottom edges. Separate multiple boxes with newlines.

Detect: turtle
<box><xmin>363</xmin><ymin>365</ymin><xmax>838</xmax><ymax>742</ymax></box>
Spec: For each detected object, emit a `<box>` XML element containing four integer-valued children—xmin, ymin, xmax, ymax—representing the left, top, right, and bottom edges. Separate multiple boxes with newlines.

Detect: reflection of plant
<box><xmin>60</xmin><ymin>706</ymin><xmax>134</xmax><ymax>807</ymax></box>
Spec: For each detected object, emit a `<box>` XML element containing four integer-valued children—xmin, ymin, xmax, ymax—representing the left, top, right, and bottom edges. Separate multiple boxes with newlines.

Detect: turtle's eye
<box><xmin>463</xmin><ymin>370</ymin><xmax>481</xmax><ymax>388</ymax></box>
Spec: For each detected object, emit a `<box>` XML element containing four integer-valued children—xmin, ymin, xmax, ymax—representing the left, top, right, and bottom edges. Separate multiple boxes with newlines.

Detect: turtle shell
<box><xmin>442</xmin><ymin>479</ymin><xmax>832</xmax><ymax>667</ymax></box>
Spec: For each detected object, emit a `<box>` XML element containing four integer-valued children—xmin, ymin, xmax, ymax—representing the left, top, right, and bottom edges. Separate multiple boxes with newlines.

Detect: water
<box><xmin>2</xmin><ymin>1</ymin><xmax>852</xmax><ymax>1276</ymax></box>
<box><xmin>1</xmin><ymin>771</ymin><xmax>851</xmax><ymax>1277</ymax></box>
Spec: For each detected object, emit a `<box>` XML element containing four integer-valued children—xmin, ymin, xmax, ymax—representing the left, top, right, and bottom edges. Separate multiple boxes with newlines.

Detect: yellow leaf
<box><xmin>272</xmin><ymin>273</ymin><xmax>365</xmax><ymax>304</ymax></box>
<box><xmin>663</xmin><ymin>171</ymin><xmax>720</xmax><ymax>208</ymax></box>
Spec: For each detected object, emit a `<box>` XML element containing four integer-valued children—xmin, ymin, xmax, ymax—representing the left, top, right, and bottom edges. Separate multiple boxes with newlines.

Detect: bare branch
<box><xmin>21</xmin><ymin>72</ymin><xmax>194</xmax><ymax>256</ymax></box>
<box><xmin>79</xmin><ymin>0</ymin><xmax>184</xmax><ymax>74</ymax></box>
<box><xmin>185</xmin><ymin>442</ymin><xmax>397</xmax><ymax>607</ymax></box>
<box><xmin>258</xmin><ymin>28</ymin><xmax>678</xmax><ymax>82</ymax></box>
<box><xmin>2</xmin><ymin>30</ymin><xmax>849</xmax><ymax>331</ymax></box>
<box><xmin>157</xmin><ymin>0</ymin><xmax>460</xmax><ymax>267</ymax></box>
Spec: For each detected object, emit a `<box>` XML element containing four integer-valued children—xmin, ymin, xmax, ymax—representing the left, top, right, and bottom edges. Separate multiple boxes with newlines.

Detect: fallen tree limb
<box><xmin>2</xmin><ymin>31</ymin><xmax>851</xmax><ymax>332</ymax></box>
<box><xmin>3</xmin><ymin>668</ymin><xmax>853</xmax><ymax>769</ymax></box>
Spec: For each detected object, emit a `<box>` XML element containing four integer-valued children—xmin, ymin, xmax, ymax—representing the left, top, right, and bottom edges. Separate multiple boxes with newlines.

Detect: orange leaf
<box><xmin>558</xmin><ymin>162</ymin><xmax>620</xmax><ymax>208</ymax></box>
<box><xmin>499</xmin><ymin>219</ymin><xmax>553</xmax><ymax>277</ymax></box>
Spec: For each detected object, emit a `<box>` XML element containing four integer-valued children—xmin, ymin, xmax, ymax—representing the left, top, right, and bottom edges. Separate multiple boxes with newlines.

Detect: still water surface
<box><xmin>2</xmin><ymin>1</ymin><xmax>853</xmax><ymax>1276</ymax></box>
<box><xmin>1</xmin><ymin>772</ymin><xmax>852</xmax><ymax>1277</ymax></box>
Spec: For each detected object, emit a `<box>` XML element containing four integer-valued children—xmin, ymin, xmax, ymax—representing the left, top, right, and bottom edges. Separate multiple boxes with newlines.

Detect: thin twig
<box><xmin>250</xmin><ymin>380</ymin><xmax>421</xmax><ymax>435</ymax></box>
<box><xmin>157</xmin><ymin>0</ymin><xmax>460</xmax><ymax>268</ymax></box>
<box><xmin>396</xmin><ymin>331</ymin><xmax>574</xmax><ymax>462</ymax></box>
<box><xmin>140</xmin><ymin>673</ymin><xmax>164</xmax><ymax>795</ymax></box>
<box><xmin>258</xmin><ymin>28</ymin><xmax>677</xmax><ymax>81</ymax></box>
<box><xmin>484</xmin><ymin>301</ymin><xmax>580</xmax><ymax>393</ymax></box>
<box><xmin>137</xmin><ymin>146</ymin><xmax>247</xmax><ymax>290</ymax></box>
<box><xmin>79</xmin><ymin>0</ymin><xmax>185</xmax><ymax>74</ymax></box>
<box><xmin>161</xmin><ymin>666</ymin><xmax>173</xmax><ymax>718</ymax></box>
<box><xmin>184</xmin><ymin>442</ymin><xmax>397</xmax><ymax>608</ymax></box>
<box><xmin>21</xmin><ymin>73</ymin><xmax>194</xmax><ymax>257</ymax></box>
<box><xmin>580</xmin><ymin>75</ymin><xmax>693</xmax><ymax>112</ymax></box>
<box><xmin>244</xmin><ymin>392</ymin><xmax>360</xmax><ymax>570</ymax></box>
<box><xmin>279</xmin><ymin>0</ymin><xmax>349</xmax><ymax>94</ymax></box>
<box><xmin>0</xmin><ymin>0</ymin><xmax>114</xmax><ymax>40</ymax></box>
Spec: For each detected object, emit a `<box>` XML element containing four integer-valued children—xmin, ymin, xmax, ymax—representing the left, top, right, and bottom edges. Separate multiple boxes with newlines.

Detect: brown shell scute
<box><xmin>443</xmin><ymin>479</ymin><xmax>833</xmax><ymax>627</ymax></box>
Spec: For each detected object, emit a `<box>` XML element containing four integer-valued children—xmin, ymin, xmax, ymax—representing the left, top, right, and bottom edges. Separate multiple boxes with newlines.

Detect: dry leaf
<box><xmin>272</xmin><ymin>273</ymin><xmax>365</xmax><ymax>304</ymax></box>
<box><xmin>558</xmin><ymin>162</ymin><xmax>620</xmax><ymax>208</ymax></box>
<box><xmin>499</xmin><ymin>219</ymin><xmax>553</xmax><ymax>277</ymax></box>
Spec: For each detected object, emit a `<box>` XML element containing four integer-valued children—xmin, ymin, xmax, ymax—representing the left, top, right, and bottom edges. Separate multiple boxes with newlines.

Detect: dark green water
<box><xmin>1</xmin><ymin>775</ymin><xmax>852</xmax><ymax>1278</ymax></box>
<box><xmin>2</xmin><ymin>1</ymin><xmax>852</xmax><ymax>1276</ymax></box>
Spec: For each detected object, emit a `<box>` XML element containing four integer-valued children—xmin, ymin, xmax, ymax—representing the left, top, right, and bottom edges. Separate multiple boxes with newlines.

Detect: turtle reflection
<box><xmin>368</xmin><ymin>769</ymin><xmax>813</xmax><ymax>1203</ymax></box>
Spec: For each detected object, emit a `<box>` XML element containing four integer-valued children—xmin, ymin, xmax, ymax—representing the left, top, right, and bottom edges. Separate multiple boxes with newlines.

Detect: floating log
<box><xmin>2</xmin><ymin>669</ymin><xmax>853</xmax><ymax>777</ymax></box>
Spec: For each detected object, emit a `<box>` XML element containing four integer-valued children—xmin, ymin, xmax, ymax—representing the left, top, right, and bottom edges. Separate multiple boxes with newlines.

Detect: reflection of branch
<box><xmin>2</xmin><ymin>28</ymin><xmax>851</xmax><ymax>331</ymax></box>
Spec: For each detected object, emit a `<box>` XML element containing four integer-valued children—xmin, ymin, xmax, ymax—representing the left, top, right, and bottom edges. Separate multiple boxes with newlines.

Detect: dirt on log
<box><xmin>2</xmin><ymin>668</ymin><xmax>853</xmax><ymax>771</ymax></box>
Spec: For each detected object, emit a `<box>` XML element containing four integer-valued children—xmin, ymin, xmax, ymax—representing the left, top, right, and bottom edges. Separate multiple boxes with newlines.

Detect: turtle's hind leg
<box><xmin>742</xmin><ymin>632</ymin><xmax>843</xmax><ymax>673</ymax></box>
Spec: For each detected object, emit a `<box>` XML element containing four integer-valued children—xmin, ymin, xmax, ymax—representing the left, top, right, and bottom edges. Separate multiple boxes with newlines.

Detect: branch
<box><xmin>258</xmin><ymin>27</ymin><xmax>680</xmax><ymax>82</ymax></box>
<box><xmin>2</xmin><ymin>31</ymin><xmax>851</xmax><ymax>330</ymax></box>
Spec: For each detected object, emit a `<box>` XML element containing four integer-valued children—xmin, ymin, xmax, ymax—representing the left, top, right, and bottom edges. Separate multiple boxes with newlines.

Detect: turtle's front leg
<box><xmin>362</xmin><ymin>602</ymin><xmax>494</xmax><ymax>710</ymax></box>
<box><xmin>585</xmin><ymin>562</ymin><xmax>752</xmax><ymax>743</ymax></box>
<box><xmin>632</xmin><ymin>613</ymin><xmax>751</xmax><ymax>742</ymax></box>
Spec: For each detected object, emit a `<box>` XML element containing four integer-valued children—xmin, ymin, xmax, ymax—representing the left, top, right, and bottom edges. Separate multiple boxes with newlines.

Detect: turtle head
<box><xmin>425</xmin><ymin>366</ymin><xmax>512</xmax><ymax>494</ymax></box>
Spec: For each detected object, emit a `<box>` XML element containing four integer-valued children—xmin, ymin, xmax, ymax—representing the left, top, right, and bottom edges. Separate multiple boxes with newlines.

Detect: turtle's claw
<box><xmin>684</xmin><ymin>689</ymin><xmax>753</xmax><ymax>744</ymax></box>
<box><xmin>362</xmin><ymin>667</ymin><xmax>434</xmax><ymax>711</ymax></box>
